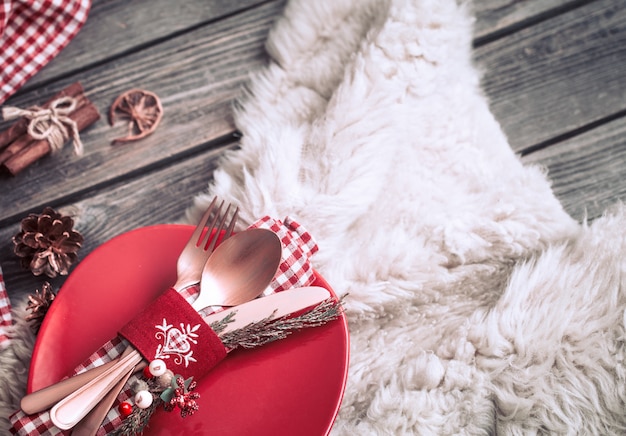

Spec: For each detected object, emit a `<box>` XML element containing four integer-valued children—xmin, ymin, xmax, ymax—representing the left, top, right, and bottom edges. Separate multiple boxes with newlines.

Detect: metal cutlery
<box><xmin>50</xmin><ymin>224</ymin><xmax>282</xmax><ymax>430</ymax></box>
<box><xmin>22</xmin><ymin>197</ymin><xmax>235</xmax><ymax>419</ymax></box>
<box><xmin>68</xmin><ymin>285</ymin><xmax>332</xmax><ymax>436</ymax></box>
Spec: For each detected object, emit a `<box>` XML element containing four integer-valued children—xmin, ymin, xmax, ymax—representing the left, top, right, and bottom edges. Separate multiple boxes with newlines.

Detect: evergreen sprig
<box><xmin>216</xmin><ymin>296</ymin><xmax>345</xmax><ymax>350</ymax></box>
<box><xmin>112</xmin><ymin>296</ymin><xmax>345</xmax><ymax>435</ymax></box>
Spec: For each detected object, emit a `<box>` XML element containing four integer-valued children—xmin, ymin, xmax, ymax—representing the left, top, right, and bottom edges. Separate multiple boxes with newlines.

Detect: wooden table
<box><xmin>1</xmin><ymin>0</ymin><xmax>625</xmax><ymax>306</ymax></box>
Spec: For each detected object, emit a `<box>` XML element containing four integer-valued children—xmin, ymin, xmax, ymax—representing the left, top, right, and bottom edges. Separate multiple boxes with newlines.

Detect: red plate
<box><xmin>29</xmin><ymin>225</ymin><xmax>349</xmax><ymax>435</ymax></box>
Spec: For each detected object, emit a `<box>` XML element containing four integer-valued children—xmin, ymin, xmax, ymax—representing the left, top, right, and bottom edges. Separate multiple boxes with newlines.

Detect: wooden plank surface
<box><xmin>472</xmin><ymin>0</ymin><xmax>586</xmax><ymax>42</ymax></box>
<box><xmin>2</xmin><ymin>0</ymin><xmax>610</xmax><ymax>225</ymax></box>
<box><xmin>522</xmin><ymin>117</ymin><xmax>626</xmax><ymax>221</ymax></box>
<box><xmin>26</xmin><ymin>0</ymin><xmax>585</xmax><ymax>88</ymax></box>
<box><xmin>16</xmin><ymin>0</ymin><xmax>269</xmax><ymax>90</ymax></box>
<box><xmin>474</xmin><ymin>0</ymin><xmax>626</xmax><ymax>153</ymax></box>
<box><xmin>0</xmin><ymin>0</ymin><xmax>285</xmax><ymax>226</ymax></box>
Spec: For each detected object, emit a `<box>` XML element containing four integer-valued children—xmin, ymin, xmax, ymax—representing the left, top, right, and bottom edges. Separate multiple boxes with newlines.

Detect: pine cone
<box><xmin>25</xmin><ymin>281</ymin><xmax>57</xmax><ymax>333</ymax></box>
<box><xmin>13</xmin><ymin>207</ymin><xmax>83</xmax><ymax>278</ymax></box>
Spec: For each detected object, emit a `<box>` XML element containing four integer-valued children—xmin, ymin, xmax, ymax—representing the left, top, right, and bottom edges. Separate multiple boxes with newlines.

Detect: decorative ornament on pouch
<box><xmin>112</xmin><ymin>359</ymin><xmax>201</xmax><ymax>436</ymax></box>
<box><xmin>154</xmin><ymin>319</ymin><xmax>200</xmax><ymax>367</ymax></box>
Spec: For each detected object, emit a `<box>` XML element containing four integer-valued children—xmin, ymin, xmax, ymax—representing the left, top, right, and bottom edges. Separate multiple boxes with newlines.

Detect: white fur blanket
<box><xmin>186</xmin><ymin>0</ymin><xmax>626</xmax><ymax>434</ymax></box>
<box><xmin>3</xmin><ymin>0</ymin><xmax>626</xmax><ymax>434</ymax></box>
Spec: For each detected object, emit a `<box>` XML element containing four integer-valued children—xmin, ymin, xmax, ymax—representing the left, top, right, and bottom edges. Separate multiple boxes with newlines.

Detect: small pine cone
<box><xmin>25</xmin><ymin>282</ymin><xmax>57</xmax><ymax>333</ymax></box>
<box><xmin>13</xmin><ymin>207</ymin><xmax>83</xmax><ymax>278</ymax></box>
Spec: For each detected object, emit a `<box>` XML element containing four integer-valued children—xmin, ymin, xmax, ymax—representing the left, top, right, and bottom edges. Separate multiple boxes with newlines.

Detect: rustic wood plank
<box><xmin>0</xmin><ymin>141</ymin><xmax>237</xmax><ymax>305</ymax></box>
<box><xmin>0</xmin><ymin>2</ymin><xmax>623</xmax><ymax>235</ymax></box>
<box><xmin>3</xmin><ymin>0</ymin><xmax>614</xmax><ymax>228</ymax></box>
<box><xmin>522</xmin><ymin>116</ymin><xmax>626</xmax><ymax>222</ymax></box>
<box><xmin>14</xmin><ymin>0</ymin><xmax>589</xmax><ymax>91</ymax></box>
<box><xmin>472</xmin><ymin>0</ymin><xmax>584</xmax><ymax>42</ymax></box>
<box><xmin>0</xmin><ymin>0</ymin><xmax>286</xmax><ymax>226</ymax></box>
<box><xmin>13</xmin><ymin>0</ymin><xmax>269</xmax><ymax>91</ymax></box>
<box><xmin>474</xmin><ymin>0</ymin><xmax>626</xmax><ymax>153</ymax></box>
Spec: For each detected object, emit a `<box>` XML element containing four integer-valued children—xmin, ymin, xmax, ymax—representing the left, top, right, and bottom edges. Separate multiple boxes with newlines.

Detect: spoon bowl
<box><xmin>192</xmin><ymin>228</ymin><xmax>282</xmax><ymax>311</ymax></box>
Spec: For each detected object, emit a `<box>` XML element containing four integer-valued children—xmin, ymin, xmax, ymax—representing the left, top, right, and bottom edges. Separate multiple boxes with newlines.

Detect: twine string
<box><xmin>1</xmin><ymin>96</ymin><xmax>84</xmax><ymax>156</ymax></box>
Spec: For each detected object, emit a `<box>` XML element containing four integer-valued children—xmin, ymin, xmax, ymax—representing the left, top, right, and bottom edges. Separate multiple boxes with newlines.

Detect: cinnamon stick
<box><xmin>0</xmin><ymin>82</ymin><xmax>84</xmax><ymax>151</ymax></box>
<box><xmin>2</xmin><ymin>101</ymin><xmax>100</xmax><ymax>175</ymax></box>
<box><xmin>0</xmin><ymin>136</ymin><xmax>35</xmax><ymax>165</ymax></box>
<box><xmin>0</xmin><ymin>93</ymin><xmax>90</xmax><ymax>165</ymax></box>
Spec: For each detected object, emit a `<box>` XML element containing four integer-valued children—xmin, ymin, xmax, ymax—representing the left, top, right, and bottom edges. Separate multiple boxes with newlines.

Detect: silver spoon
<box><xmin>49</xmin><ymin>228</ymin><xmax>282</xmax><ymax>430</ymax></box>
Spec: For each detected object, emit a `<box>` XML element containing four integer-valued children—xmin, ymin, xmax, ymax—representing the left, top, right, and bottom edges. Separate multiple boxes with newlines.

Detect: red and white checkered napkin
<box><xmin>0</xmin><ymin>0</ymin><xmax>91</xmax><ymax>105</ymax></box>
<box><xmin>11</xmin><ymin>216</ymin><xmax>319</xmax><ymax>435</ymax></box>
<box><xmin>0</xmin><ymin>265</ymin><xmax>12</xmax><ymax>348</ymax></box>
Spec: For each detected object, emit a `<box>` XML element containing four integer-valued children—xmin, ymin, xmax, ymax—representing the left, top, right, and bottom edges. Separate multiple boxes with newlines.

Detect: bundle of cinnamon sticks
<box><xmin>0</xmin><ymin>82</ymin><xmax>100</xmax><ymax>175</ymax></box>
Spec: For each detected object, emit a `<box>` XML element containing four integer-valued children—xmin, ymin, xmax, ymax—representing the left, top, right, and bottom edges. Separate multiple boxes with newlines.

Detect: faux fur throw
<box><xmin>185</xmin><ymin>0</ymin><xmax>626</xmax><ymax>434</ymax></box>
<box><xmin>2</xmin><ymin>0</ymin><xmax>626</xmax><ymax>434</ymax></box>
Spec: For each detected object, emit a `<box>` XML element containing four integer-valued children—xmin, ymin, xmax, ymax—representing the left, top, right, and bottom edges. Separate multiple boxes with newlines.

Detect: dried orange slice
<box><xmin>109</xmin><ymin>89</ymin><xmax>163</xmax><ymax>144</ymax></box>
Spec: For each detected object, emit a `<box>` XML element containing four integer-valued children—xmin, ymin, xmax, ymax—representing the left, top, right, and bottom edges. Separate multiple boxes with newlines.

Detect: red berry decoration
<box><xmin>162</xmin><ymin>376</ymin><xmax>200</xmax><ymax>418</ymax></box>
<box><xmin>118</xmin><ymin>401</ymin><xmax>133</xmax><ymax>418</ymax></box>
<box><xmin>143</xmin><ymin>365</ymin><xmax>153</xmax><ymax>379</ymax></box>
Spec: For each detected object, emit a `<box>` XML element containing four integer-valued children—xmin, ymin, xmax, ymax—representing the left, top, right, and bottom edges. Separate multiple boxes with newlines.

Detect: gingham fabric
<box><xmin>11</xmin><ymin>216</ymin><xmax>319</xmax><ymax>435</ymax></box>
<box><xmin>0</xmin><ymin>265</ymin><xmax>12</xmax><ymax>348</ymax></box>
<box><xmin>0</xmin><ymin>0</ymin><xmax>91</xmax><ymax>105</ymax></box>
<box><xmin>252</xmin><ymin>215</ymin><xmax>318</xmax><ymax>294</ymax></box>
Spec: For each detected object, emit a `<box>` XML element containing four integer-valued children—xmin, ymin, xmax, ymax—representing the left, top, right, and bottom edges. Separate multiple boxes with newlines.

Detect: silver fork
<box><xmin>172</xmin><ymin>196</ymin><xmax>239</xmax><ymax>294</ymax></box>
<box><xmin>22</xmin><ymin>197</ymin><xmax>237</xmax><ymax>429</ymax></box>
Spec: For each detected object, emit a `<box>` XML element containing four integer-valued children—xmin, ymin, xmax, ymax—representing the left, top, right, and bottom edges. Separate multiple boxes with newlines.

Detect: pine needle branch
<box><xmin>218</xmin><ymin>296</ymin><xmax>346</xmax><ymax>350</ymax></box>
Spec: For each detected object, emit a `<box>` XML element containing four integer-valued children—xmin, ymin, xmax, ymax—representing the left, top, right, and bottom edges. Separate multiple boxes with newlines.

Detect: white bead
<box><xmin>134</xmin><ymin>390</ymin><xmax>153</xmax><ymax>409</ymax></box>
<box><xmin>148</xmin><ymin>359</ymin><xmax>167</xmax><ymax>377</ymax></box>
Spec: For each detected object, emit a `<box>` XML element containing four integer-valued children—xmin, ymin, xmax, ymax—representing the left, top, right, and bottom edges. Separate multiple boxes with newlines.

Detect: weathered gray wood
<box><xmin>522</xmin><ymin>117</ymin><xmax>626</xmax><ymax>222</ymax></box>
<box><xmin>14</xmin><ymin>0</ymin><xmax>269</xmax><ymax>91</ymax></box>
<box><xmin>1</xmin><ymin>0</ymin><xmax>626</xmax><ymax>274</ymax></box>
<box><xmin>474</xmin><ymin>0</ymin><xmax>626</xmax><ymax>153</ymax></box>
<box><xmin>472</xmin><ymin>0</ymin><xmax>582</xmax><ymax>42</ymax></box>
<box><xmin>0</xmin><ymin>141</ymin><xmax>237</xmax><ymax>304</ymax></box>
<box><xmin>15</xmin><ymin>0</ymin><xmax>587</xmax><ymax>90</ymax></box>
<box><xmin>4</xmin><ymin>0</ymin><xmax>619</xmax><ymax>227</ymax></box>
<box><xmin>0</xmin><ymin>0</ymin><xmax>286</xmax><ymax>226</ymax></box>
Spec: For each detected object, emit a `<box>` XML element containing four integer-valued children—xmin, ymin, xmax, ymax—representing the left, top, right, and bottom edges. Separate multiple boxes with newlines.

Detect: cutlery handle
<box><xmin>50</xmin><ymin>349</ymin><xmax>143</xmax><ymax>430</ymax></box>
<box><xmin>70</xmin><ymin>363</ymin><xmax>139</xmax><ymax>436</ymax></box>
<box><xmin>20</xmin><ymin>357</ymin><xmax>120</xmax><ymax>414</ymax></box>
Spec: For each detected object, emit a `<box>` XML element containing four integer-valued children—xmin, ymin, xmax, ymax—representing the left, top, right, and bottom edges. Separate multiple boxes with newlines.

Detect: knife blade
<box><xmin>204</xmin><ymin>286</ymin><xmax>331</xmax><ymax>334</ymax></box>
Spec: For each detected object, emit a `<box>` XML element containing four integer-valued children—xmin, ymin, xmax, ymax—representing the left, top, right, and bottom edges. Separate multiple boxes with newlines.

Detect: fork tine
<box><xmin>205</xmin><ymin>203</ymin><xmax>231</xmax><ymax>252</ymax></box>
<box><xmin>190</xmin><ymin>196</ymin><xmax>218</xmax><ymax>246</ymax></box>
<box><xmin>224</xmin><ymin>207</ymin><xmax>239</xmax><ymax>240</ymax></box>
<box><xmin>198</xmin><ymin>199</ymin><xmax>224</xmax><ymax>248</ymax></box>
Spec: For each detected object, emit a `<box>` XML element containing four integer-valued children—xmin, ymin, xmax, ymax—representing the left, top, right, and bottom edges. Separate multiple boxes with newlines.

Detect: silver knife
<box><xmin>204</xmin><ymin>286</ymin><xmax>331</xmax><ymax>334</ymax></box>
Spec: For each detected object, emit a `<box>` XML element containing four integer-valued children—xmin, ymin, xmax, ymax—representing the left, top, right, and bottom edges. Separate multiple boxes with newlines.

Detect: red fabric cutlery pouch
<box><xmin>118</xmin><ymin>287</ymin><xmax>227</xmax><ymax>379</ymax></box>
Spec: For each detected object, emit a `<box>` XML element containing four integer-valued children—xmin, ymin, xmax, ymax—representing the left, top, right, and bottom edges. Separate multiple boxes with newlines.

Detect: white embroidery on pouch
<box><xmin>154</xmin><ymin>318</ymin><xmax>200</xmax><ymax>367</ymax></box>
